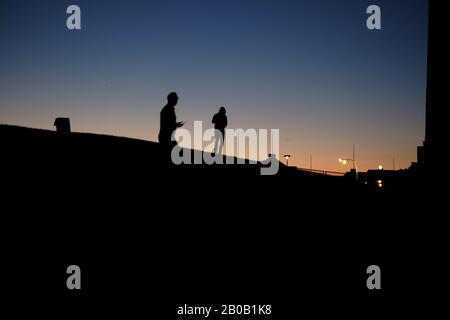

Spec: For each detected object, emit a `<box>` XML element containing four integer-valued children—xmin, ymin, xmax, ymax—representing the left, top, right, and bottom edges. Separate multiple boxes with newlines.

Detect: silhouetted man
<box><xmin>212</xmin><ymin>106</ymin><xmax>227</xmax><ymax>155</ymax></box>
<box><xmin>158</xmin><ymin>92</ymin><xmax>184</xmax><ymax>151</ymax></box>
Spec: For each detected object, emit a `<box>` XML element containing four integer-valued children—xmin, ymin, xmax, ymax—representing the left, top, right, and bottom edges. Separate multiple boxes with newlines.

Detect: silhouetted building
<box><xmin>420</xmin><ymin>1</ymin><xmax>445</xmax><ymax>172</ymax></box>
<box><xmin>54</xmin><ymin>118</ymin><xmax>71</xmax><ymax>134</ymax></box>
<box><xmin>344</xmin><ymin>168</ymin><xmax>358</xmax><ymax>181</ymax></box>
<box><xmin>417</xmin><ymin>146</ymin><xmax>424</xmax><ymax>165</ymax></box>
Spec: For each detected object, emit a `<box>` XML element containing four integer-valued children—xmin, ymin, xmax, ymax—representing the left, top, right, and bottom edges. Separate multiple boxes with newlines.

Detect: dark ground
<box><xmin>0</xmin><ymin>124</ymin><xmax>443</xmax><ymax>318</ymax></box>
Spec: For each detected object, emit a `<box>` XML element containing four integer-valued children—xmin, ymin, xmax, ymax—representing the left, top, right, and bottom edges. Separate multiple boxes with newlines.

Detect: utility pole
<box><xmin>352</xmin><ymin>144</ymin><xmax>356</xmax><ymax>170</ymax></box>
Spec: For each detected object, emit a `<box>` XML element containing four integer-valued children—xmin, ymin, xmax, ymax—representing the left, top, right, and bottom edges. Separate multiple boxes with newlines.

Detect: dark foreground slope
<box><xmin>0</xmin><ymin>124</ymin><xmax>440</xmax><ymax>317</ymax></box>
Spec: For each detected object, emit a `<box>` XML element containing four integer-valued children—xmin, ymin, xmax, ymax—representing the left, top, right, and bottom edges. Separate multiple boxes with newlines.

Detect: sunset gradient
<box><xmin>0</xmin><ymin>0</ymin><xmax>428</xmax><ymax>172</ymax></box>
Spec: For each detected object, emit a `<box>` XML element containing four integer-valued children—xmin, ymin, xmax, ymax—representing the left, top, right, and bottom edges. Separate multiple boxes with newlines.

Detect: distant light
<box><xmin>377</xmin><ymin>180</ymin><xmax>383</xmax><ymax>188</ymax></box>
<box><xmin>284</xmin><ymin>154</ymin><xmax>291</xmax><ymax>160</ymax></box>
<box><xmin>342</xmin><ymin>160</ymin><xmax>348</xmax><ymax>165</ymax></box>
<box><xmin>378</xmin><ymin>165</ymin><xmax>383</xmax><ymax>170</ymax></box>
<box><xmin>338</xmin><ymin>158</ymin><xmax>343</xmax><ymax>163</ymax></box>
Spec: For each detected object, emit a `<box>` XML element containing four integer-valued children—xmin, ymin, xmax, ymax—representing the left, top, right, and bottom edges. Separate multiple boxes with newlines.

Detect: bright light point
<box><xmin>342</xmin><ymin>160</ymin><xmax>347</xmax><ymax>165</ymax></box>
<box><xmin>338</xmin><ymin>158</ymin><xmax>343</xmax><ymax>163</ymax></box>
<box><xmin>284</xmin><ymin>154</ymin><xmax>291</xmax><ymax>160</ymax></box>
<box><xmin>378</xmin><ymin>165</ymin><xmax>383</xmax><ymax>170</ymax></box>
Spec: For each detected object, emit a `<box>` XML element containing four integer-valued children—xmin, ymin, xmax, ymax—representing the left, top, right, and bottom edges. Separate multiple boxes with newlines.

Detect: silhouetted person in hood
<box><xmin>212</xmin><ymin>106</ymin><xmax>227</xmax><ymax>155</ymax></box>
<box><xmin>159</xmin><ymin>92</ymin><xmax>184</xmax><ymax>147</ymax></box>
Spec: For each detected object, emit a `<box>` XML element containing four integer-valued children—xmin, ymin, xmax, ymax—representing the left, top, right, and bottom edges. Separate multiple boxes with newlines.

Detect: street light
<box><xmin>339</xmin><ymin>158</ymin><xmax>354</xmax><ymax>166</ymax></box>
<box><xmin>378</xmin><ymin>165</ymin><xmax>383</xmax><ymax>170</ymax></box>
<box><xmin>284</xmin><ymin>154</ymin><xmax>291</xmax><ymax>166</ymax></box>
<box><xmin>338</xmin><ymin>144</ymin><xmax>358</xmax><ymax>180</ymax></box>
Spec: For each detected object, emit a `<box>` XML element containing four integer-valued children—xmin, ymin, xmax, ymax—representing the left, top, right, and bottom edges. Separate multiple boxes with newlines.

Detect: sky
<box><xmin>0</xmin><ymin>0</ymin><xmax>428</xmax><ymax>172</ymax></box>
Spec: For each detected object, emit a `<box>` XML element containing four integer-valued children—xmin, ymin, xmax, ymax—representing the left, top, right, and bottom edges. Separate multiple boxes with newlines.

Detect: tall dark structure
<box><xmin>422</xmin><ymin>0</ymin><xmax>445</xmax><ymax>172</ymax></box>
<box><xmin>423</xmin><ymin>0</ymin><xmax>434</xmax><ymax>167</ymax></box>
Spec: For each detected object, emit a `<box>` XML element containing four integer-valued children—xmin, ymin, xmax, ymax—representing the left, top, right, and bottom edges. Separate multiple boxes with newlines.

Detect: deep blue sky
<box><xmin>0</xmin><ymin>0</ymin><xmax>428</xmax><ymax>171</ymax></box>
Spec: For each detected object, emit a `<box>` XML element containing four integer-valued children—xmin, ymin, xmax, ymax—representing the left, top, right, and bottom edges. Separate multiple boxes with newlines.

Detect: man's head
<box><xmin>167</xmin><ymin>92</ymin><xmax>179</xmax><ymax>106</ymax></box>
<box><xmin>219</xmin><ymin>106</ymin><xmax>226</xmax><ymax>114</ymax></box>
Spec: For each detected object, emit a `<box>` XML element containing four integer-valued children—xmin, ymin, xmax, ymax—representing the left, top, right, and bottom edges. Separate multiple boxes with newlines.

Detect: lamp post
<box><xmin>339</xmin><ymin>145</ymin><xmax>358</xmax><ymax>181</ymax></box>
<box><xmin>284</xmin><ymin>154</ymin><xmax>291</xmax><ymax>166</ymax></box>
